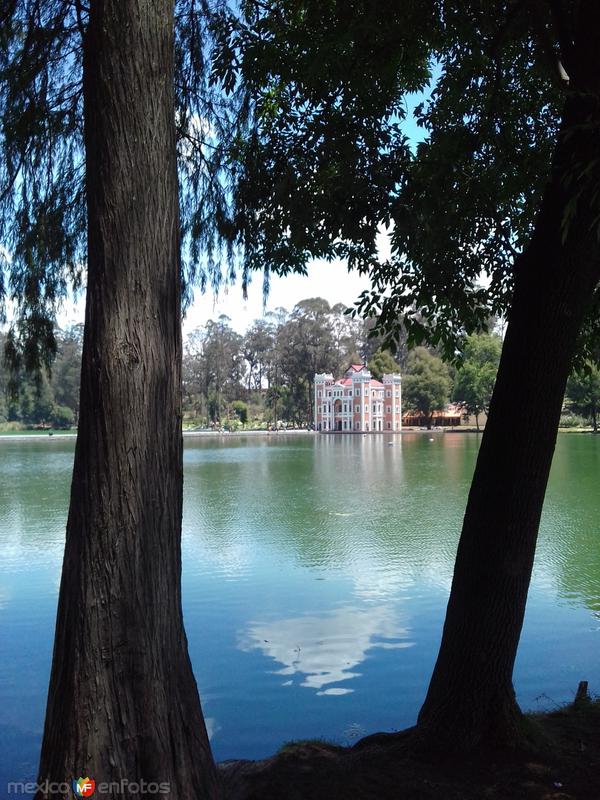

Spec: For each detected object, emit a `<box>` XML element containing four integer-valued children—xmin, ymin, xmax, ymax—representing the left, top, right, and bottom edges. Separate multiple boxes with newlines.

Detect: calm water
<box><xmin>0</xmin><ymin>433</ymin><xmax>599</xmax><ymax>785</ymax></box>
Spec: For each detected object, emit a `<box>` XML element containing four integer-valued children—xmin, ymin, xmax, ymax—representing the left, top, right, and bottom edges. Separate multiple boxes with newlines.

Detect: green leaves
<box><xmin>215</xmin><ymin>1</ymin><xmax>590</xmax><ymax>360</ymax></box>
<box><xmin>368</xmin><ymin>348</ymin><xmax>401</xmax><ymax>382</ymax></box>
<box><xmin>566</xmin><ymin>361</ymin><xmax>600</xmax><ymax>431</ymax></box>
<box><xmin>1</xmin><ymin>0</ymin><xmax>85</xmax><ymax>370</ymax></box>
<box><xmin>1</xmin><ymin>0</ymin><xmax>247</xmax><ymax>369</ymax></box>
<box><xmin>452</xmin><ymin>332</ymin><xmax>502</xmax><ymax>417</ymax></box>
<box><xmin>4</xmin><ymin>0</ymin><xmax>599</xmax><ymax>376</ymax></box>
<box><xmin>210</xmin><ymin>1</ymin><xmax>436</xmax><ymax>278</ymax></box>
<box><xmin>361</xmin><ymin>2</ymin><xmax>566</xmax><ymax>354</ymax></box>
<box><xmin>402</xmin><ymin>347</ymin><xmax>451</xmax><ymax>416</ymax></box>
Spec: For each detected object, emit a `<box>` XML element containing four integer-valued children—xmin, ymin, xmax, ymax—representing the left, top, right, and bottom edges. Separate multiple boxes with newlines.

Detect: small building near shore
<box><xmin>314</xmin><ymin>364</ymin><xmax>402</xmax><ymax>432</ymax></box>
<box><xmin>402</xmin><ymin>404</ymin><xmax>463</xmax><ymax>428</ymax></box>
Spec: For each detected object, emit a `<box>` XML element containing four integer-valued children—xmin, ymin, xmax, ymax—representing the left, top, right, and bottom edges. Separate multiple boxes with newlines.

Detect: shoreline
<box><xmin>0</xmin><ymin>427</ymin><xmax>595</xmax><ymax>443</ymax></box>
<box><xmin>0</xmin><ymin>428</ymin><xmax>448</xmax><ymax>442</ymax></box>
<box><xmin>0</xmin><ymin>429</ymin><xmax>315</xmax><ymax>443</ymax></box>
<box><xmin>219</xmin><ymin>696</ymin><xmax>600</xmax><ymax>800</ymax></box>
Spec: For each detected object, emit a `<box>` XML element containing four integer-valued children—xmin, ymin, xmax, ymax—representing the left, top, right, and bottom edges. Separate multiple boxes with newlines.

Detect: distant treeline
<box><xmin>0</xmin><ymin>324</ymin><xmax>83</xmax><ymax>429</ymax></box>
<box><xmin>2</xmin><ymin>297</ymin><xmax>595</xmax><ymax>431</ymax></box>
<box><xmin>0</xmin><ymin>297</ymin><xmax>402</xmax><ymax>430</ymax></box>
<box><xmin>181</xmin><ymin>297</ymin><xmax>399</xmax><ymax>429</ymax></box>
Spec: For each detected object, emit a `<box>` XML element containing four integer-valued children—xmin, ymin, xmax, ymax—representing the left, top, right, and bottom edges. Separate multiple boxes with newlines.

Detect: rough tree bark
<box><xmin>36</xmin><ymin>2</ymin><xmax>219</xmax><ymax>797</ymax></box>
<box><xmin>417</xmin><ymin>3</ymin><xmax>600</xmax><ymax>751</ymax></box>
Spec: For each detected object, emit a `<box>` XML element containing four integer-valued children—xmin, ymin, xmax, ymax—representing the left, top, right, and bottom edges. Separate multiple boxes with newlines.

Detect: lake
<box><xmin>0</xmin><ymin>432</ymin><xmax>599</xmax><ymax>786</ymax></box>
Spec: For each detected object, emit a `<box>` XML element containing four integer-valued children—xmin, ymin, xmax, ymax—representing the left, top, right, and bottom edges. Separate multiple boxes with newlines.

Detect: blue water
<box><xmin>0</xmin><ymin>432</ymin><xmax>598</xmax><ymax>789</ymax></box>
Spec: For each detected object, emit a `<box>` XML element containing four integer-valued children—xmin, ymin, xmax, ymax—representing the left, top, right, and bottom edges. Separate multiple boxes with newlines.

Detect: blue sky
<box><xmin>172</xmin><ymin>82</ymin><xmax>436</xmax><ymax>334</ymax></box>
<box><xmin>56</xmin><ymin>73</ymin><xmax>439</xmax><ymax>335</ymax></box>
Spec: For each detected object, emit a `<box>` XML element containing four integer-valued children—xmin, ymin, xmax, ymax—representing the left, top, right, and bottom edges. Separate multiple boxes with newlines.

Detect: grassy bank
<box><xmin>221</xmin><ymin>696</ymin><xmax>600</xmax><ymax>799</ymax></box>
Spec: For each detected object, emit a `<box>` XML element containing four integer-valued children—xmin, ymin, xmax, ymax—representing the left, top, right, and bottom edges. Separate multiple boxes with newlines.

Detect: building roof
<box><xmin>333</xmin><ymin>376</ymin><xmax>385</xmax><ymax>388</ymax></box>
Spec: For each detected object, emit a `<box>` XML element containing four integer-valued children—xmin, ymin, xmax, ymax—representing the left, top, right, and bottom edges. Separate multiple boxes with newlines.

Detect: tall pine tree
<box><xmin>1</xmin><ymin>1</ymin><xmax>240</xmax><ymax>794</ymax></box>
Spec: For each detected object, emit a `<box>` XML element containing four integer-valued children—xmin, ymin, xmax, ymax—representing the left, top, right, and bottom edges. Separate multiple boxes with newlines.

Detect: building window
<box><xmin>386</xmin><ymin>390</ymin><xmax>391</xmax><ymax>397</ymax></box>
<box><xmin>387</xmin><ymin>422</ymin><xmax>391</xmax><ymax>429</ymax></box>
<box><xmin>355</xmin><ymin>405</ymin><xmax>360</xmax><ymax>413</ymax></box>
<box><xmin>355</xmin><ymin>421</ymin><xmax>359</xmax><ymax>430</ymax></box>
<box><xmin>355</xmin><ymin>388</ymin><xmax>359</xmax><ymax>396</ymax></box>
<box><xmin>318</xmin><ymin>391</ymin><xmax>322</xmax><ymax>398</ymax></box>
<box><xmin>386</xmin><ymin>406</ymin><xmax>391</xmax><ymax>414</ymax></box>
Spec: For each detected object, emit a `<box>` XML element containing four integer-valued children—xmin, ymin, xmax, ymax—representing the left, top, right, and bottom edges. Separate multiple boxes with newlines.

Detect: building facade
<box><xmin>314</xmin><ymin>364</ymin><xmax>402</xmax><ymax>433</ymax></box>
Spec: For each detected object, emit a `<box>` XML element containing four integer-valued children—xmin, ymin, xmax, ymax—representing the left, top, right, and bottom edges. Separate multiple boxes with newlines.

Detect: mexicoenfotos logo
<box><xmin>6</xmin><ymin>777</ymin><xmax>169</xmax><ymax>795</ymax></box>
<box><xmin>72</xmin><ymin>777</ymin><xmax>95</xmax><ymax>797</ymax></box>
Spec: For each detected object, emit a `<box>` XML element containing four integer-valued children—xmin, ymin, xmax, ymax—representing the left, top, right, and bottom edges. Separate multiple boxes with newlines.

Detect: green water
<box><xmin>0</xmin><ymin>432</ymin><xmax>598</xmax><ymax>786</ymax></box>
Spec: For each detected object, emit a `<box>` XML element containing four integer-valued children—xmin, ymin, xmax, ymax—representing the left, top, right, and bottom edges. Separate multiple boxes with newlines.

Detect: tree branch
<box><xmin>546</xmin><ymin>0</ymin><xmax>576</xmax><ymax>79</ymax></box>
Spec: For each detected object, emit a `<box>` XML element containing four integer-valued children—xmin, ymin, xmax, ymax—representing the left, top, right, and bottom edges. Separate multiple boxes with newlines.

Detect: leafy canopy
<box><xmin>566</xmin><ymin>363</ymin><xmax>600</xmax><ymax>431</ymax></box>
<box><xmin>402</xmin><ymin>347</ymin><xmax>451</xmax><ymax>417</ymax></box>
<box><xmin>4</xmin><ymin>1</ymin><xmax>599</xmax><ymax>374</ymax></box>
<box><xmin>453</xmin><ymin>332</ymin><xmax>502</xmax><ymax>418</ymax></box>
<box><xmin>368</xmin><ymin>349</ymin><xmax>401</xmax><ymax>382</ymax></box>
<box><xmin>215</xmin><ymin>1</ymin><xmax>600</xmax><ymax>360</ymax></box>
<box><xmin>211</xmin><ymin>0</ymin><xmax>435</xmax><ymax>282</ymax></box>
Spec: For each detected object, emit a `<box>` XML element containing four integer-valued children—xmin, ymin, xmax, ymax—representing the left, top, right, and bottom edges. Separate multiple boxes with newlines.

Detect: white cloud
<box><xmin>28</xmin><ymin>259</ymin><xmax>371</xmax><ymax>335</ymax></box>
<box><xmin>204</xmin><ymin>717</ymin><xmax>220</xmax><ymax>741</ymax></box>
<box><xmin>183</xmin><ymin>259</ymin><xmax>372</xmax><ymax>334</ymax></box>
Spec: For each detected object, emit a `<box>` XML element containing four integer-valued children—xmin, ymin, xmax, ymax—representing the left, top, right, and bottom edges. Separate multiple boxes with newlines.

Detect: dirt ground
<box><xmin>220</xmin><ymin>700</ymin><xmax>600</xmax><ymax>800</ymax></box>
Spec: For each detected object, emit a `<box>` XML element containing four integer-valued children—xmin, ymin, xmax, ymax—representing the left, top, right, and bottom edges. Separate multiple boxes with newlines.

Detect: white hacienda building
<box><xmin>314</xmin><ymin>364</ymin><xmax>402</xmax><ymax>432</ymax></box>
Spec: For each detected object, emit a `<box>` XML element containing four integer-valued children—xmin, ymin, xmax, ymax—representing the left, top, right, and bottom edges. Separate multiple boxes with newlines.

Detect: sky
<box><xmin>59</xmin><ymin>81</ymin><xmax>433</xmax><ymax>335</ymax></box>
<box><xmin>181</xmin><ymin>219</ymin><xmax>395</xmax><ymax>334</ymax></box>
<box><xmin>181</xmin><ymin>260</ymin><xmax>372</xmax><ymax>334</ymax></box>
<box><xmin>55</xmin><ymin>226</ymin><xmax>395</xmax><ymax>335</ymax></box>
<box><xmin>14</xmin><ymin>73</ymin><xmax>437</xmax><ymax>338</ymax></box>
<box><xmin>174</xmin><ymin>85</ymin><xmax>433</xmax><ymax>336</ymax></box>
<box><xmin>55</xmin><ymin>259</ymin><xmax>373</xmax><ymax>335</ymax></box>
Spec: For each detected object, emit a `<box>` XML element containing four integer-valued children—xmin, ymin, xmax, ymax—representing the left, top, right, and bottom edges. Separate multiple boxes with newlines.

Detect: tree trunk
<box><xmin>37</xmin><ymin>2</ymin><xmax>219</xmax><ymax>797</ymax></box>
<box><xmin>417</xmin><ymin>7</ymin><xmax>600</xmax><ymax>752</ymax></box>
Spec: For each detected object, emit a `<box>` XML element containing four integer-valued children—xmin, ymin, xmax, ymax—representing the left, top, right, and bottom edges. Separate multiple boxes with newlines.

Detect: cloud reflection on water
<box><xmin>239</xmin><ymin>604</ymin><xmax>414</xmax><ymax>694</ymax></box>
